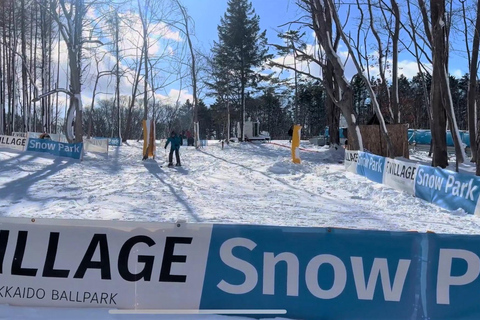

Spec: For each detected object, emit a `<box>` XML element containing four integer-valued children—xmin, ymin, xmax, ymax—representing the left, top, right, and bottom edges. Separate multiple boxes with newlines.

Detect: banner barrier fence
<box><xmin>26</xmin><ymin>138</ymin><xmax>83</xmax><ymax>160</ymax></box>
<box><xmin>105</xmin><ymin>137</ymin><xmax>121</xmax><ymax>146</ymax></box>
<box><xmin>0</xmin><ymin>135</ymin><xmax>27</xmax><ymax>151</ymax></box>
<box><xmin>84</xmin><ymin>138</ymin><xmax>109</xmax><ymax>155</ymax></box>
<box><xmin>345</xmin><ymin>150</ymin><xmax>480</xmax><ymax>215</ymax></box>
<box><xmin>27</xmin><ymin>132</ymin><xmax>67</xmax><ymax>143</ymax></box>
<box><xmin>0</xmin><ymin>217</ymin><xmax>479</xmax><ymax>319</ymax></box>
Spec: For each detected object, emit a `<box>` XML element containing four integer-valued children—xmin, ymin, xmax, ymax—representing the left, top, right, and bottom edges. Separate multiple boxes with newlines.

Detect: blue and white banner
<box><xmin>84</xmin><ymin>138</ymin><xmax>108</xmax><ymax>155</ymax></box>
<box><xmin>108</xmin><ymin>137</ymin><xmax>121</xmax><ymax>146</ymax></box>
<box><xmin>27</xmin><ymin>138</ymin><xmax>83</xmax><ymax>160</ymax></box>
<box><xmin>0</xmin><ymin>218</ymin><xmax>211</xmax><ymax>309</ymax></box>
<box><xmin>0</xmin><ymin>135</ymin><xmax>27</xmax><ymax>151</ymax></box>
<box><xmin>383</xmin><ymin>158</ymin><xmax>418</xmax><ymax>195</ymax></box>
<box><xmin>356</xmin><ymin>151</ymin><xmax>386</xmax><ymax>184</ymax></box>
<box><xmin>2</xmin><ymin>218</ymin><xmax>480</xmax><ymax>319</ymax></box>
<box><xmin>344</xmin><ymin>150</ymin><xmax>358</xmax><ymax>173</ymax></box>
<box><xmin>415</xmin><ymin>165</ymin><xmax>480</xmax><ymax>215</ymax></box>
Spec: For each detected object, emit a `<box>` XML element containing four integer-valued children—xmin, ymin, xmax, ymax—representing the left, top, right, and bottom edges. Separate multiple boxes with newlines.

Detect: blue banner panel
<box><xmin>424</xmin><ymin>233</ymin><xmax>480</xmax><ymax>319</ymax></box>
<box><xmin>201</xmin><ymin>225</ymin><xmax>420</xmax><ymax>320</ymax></box>
<box><xmin>414</xmin><ymin>165</ymin><xmax>480</xmax><ymax>214</ymax></box>
<box><xmin>93</xmin><ymin>137</ymin><xmax>121</xmax><ymax>146</ymax></box>
<box><xmin>463</xmin><ymin>132</ymin><xmax>471</xmax><ymax>148</ymax></box>
<box><xmin>109</xmin><ymin>137</ymin><xmax>121</xmax><ymax>146</ymax></box>
<box><xmin>27</xmin><ymin>138</ymin><xmax>83</xmax><ymax>160</ymax></box>
<box><xmin>356</xmin><ymin>152</ymin><xmax>385</xmax><ymax>184</ymax></box>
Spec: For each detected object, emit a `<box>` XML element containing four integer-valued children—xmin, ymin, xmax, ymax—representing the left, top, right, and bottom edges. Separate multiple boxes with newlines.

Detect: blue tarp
<box><xmin>408</xmin><ymin>129</ymin><xmax>471</xmax><ymax>147</ymax></box>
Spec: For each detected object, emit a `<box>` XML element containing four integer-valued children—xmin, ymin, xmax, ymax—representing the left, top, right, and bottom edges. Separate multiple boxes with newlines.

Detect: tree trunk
<box><xmin>20</xmin><ymin>0</ymin><xmax>29</xmax><ymax>132</ymax></box>
<box><xmin>430</xmin><ymin>0</ymin><xmax>448</xmax><ymax>168</ymax></box>
<box><xmin>306</xmin><ymin>0</ymin><xmax>363</xmax><ymax>150</ymax></box>
<box><xmin>470</xmin><ymin>0</ymin><xmax>480</xmax><ymax>164</ymax></box>
<box><xmin>123</xmin><ymin>50</ymin><xmax>143</xmax><ymax>142</ymax></box>
<box><xmin>390</xmin><ymin>0</ymin><xmax>400</xmax><ymax>123</ymax></box>
<box><xmin>324</xmin><ymin>61</ymin><xmax>339</xmax><ymax>145</ymax></box>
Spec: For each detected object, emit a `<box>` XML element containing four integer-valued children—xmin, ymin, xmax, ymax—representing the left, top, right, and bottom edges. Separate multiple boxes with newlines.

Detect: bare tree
<box><xmin>418</xmin><ymin>0</ymin><xmax>465</xmax><ymax>168</ymax></box>
<box><xmin>467</xmin><ymin>0</ymin><xmax>480</xmax><ymax>172</ymax></box>
<box><xmin>174</xmin><ymin>0</ymin><xmax>200</xmax><ymax>147</ymax></box>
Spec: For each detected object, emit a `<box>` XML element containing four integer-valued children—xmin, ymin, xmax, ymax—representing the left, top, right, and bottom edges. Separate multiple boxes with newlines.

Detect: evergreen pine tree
<box><xmin>211</xmin><ymin>0</ymin><xmax>270</xmax><ymax>141</ymax></box>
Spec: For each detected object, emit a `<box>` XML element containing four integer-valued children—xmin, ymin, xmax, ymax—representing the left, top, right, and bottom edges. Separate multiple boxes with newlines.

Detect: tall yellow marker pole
<box><xmin>291</xmin><ymin>124</ymin><xmax>302</xmax><ymax>164</ymax></box>
<box><xmin>142</xmin><ymin>119</ymin><xmax>156</xmax><ymax>159</ymax></box>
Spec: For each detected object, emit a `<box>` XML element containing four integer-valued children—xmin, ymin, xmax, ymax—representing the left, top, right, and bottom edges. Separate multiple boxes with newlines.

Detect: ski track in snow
<box><xmin>1</xmin><ymin>140</ymin><xmax>480</xmax><ymax>234</ymax></box>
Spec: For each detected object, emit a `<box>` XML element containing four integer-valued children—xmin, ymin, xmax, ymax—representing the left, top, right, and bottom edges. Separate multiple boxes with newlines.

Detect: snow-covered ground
<box><xmin>1</xmin><ymin>139</ymin><xmax>480</xmax><ymax>319</ymax></box>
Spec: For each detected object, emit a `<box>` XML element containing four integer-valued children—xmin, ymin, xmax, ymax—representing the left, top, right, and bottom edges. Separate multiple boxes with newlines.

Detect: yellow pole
<box><xmin>291</xmin><ymin>124</ymin><xmax>302</xmax><ymax>164</ymax></box>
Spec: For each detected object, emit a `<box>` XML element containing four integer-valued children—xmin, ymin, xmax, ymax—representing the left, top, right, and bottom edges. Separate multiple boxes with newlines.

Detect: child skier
<box><xmin>165</xmin><ymin>131</ymin><xmax>182</xmax><ymax>167</ymax></box>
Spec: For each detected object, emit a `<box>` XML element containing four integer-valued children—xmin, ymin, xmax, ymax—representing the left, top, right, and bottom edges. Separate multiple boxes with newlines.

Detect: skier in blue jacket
<box><xmin>165</xmin><ymin>131</ymin><xmax>181</xmax><ymax>167</ymax></box>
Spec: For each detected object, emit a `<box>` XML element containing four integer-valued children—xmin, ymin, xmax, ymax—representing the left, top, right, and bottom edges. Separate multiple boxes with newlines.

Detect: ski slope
<box><xmin>1</xmin><ymin>140</ymin><xmax>480</xmax><ymax>319</ymax></box>
<box><xmin>1</xmin><ymin>140</ymin><xmax>479</xmax><ymax>233</ymax></box>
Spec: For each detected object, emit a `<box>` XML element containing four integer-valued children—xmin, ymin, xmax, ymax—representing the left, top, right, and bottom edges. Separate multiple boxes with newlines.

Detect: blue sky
<box><xmin>74</xmin><ymin>0</ymin><xmax>471</xmax><ymax>110</ymax></box>
<box><xmin>181</xmin><ymin>0</ymin><xmax>470</xmax><ymax>79</ymax></box>
<box><xmin>182</xmin><ymin>0</ymin><xmax>297</xmax><ymax>50</ymax></box>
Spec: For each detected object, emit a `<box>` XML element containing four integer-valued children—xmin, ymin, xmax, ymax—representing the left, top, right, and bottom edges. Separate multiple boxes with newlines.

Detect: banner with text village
<box><xmin>0</xmin><ymin>218</ymin><xmax>213</xmax><ymax>309</ymax></box>
<box><xmin>383</xmin><ymin>158</ymin><xmax>418</xmax><ymax>195</ymax></box>
<box><xmin>356</xmin><ymin>151</ymin><xmax>385</xmax><ymax>184</ymax></box>
<box><xmin>84</xmin><ymin>139</ymin><xmax>108</xmax><ymax>155</ymax></box>
<box><xmin>0</xmin><ymin>135</ymin><xmax>27</xmax><ymax>151</ymax></box>
<box><xmin>2</xmin><ymin>218</ymin><xmax>480</xmax><ymax>318</ymax></box>
<box><xmin>26</xmin><ymin>138</ymin><xmax>83</xmax><ymax>160</ymax></box>
<box><xmin>414</xmin><ymin>165</ymin><xmax>480</xmax><ymax>215</ymax></box>
<box><xmin>344</xmin><ymin>150</ymin><xmax>358</xmax><ymax>174</ymax></box>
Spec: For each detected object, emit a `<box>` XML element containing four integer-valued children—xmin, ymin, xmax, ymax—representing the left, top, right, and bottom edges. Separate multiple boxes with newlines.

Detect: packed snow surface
<box><xmin>1</xmin><ymin>140</ymin><xmax>480</xmax><ymax>319</ymax></box>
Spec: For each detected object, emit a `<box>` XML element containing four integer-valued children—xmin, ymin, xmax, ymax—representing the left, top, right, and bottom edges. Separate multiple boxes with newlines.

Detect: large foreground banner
<box><xmin>1</xmin><ymin>218</ymin><xmax>480</xmax><ymax>319</ymax></box>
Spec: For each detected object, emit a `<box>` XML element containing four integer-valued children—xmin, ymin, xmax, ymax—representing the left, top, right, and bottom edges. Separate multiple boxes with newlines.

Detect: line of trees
<box><xmin>2</xmin><ymin>0</ymin><xmax>480</xmax><ymax>174</ymax></box>
<box><xmin>0</xmin><ymin>0</ymin><xmax>202</xmax><ymax>143</ymax></box>
<box><xmin>260</xmin><ymin>0</ymin><xmax>480</xmax><ymax>171</ymax></box>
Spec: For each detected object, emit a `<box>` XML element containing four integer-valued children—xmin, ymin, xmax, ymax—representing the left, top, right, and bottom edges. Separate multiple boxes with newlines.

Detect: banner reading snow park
<box><xmin>414</xmin><ymin>165</ymin><xmax>480</xmax><ymax>215</ymax></box>
<box><xmin>0</xmin><ymin>135</ymin><xmax>27</xmax><ymax>151</ymax></box>
<box><xmin>344</xmin><ymin>151</ymin><xmax>480</xmax><ymax>215</ymax></box>
<box><xmin>26</xmin><ymin>138</ymin><xmax>83</xmax><ymax>160</ymax></box>
<box><xmin>1</xmin><ymin>218</ymin><xmax>480</xmax><ymax>319</ymax></box>
<box><xmin>356</xmin><ymin>151</ymin><xmax>385</xmax><ymax>183</ymax></box>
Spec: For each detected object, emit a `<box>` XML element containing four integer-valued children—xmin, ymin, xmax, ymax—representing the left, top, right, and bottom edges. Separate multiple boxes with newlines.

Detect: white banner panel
<box><xmin>84</xmin><ymin>139</ymin><xmax>108</xmax><ymax>154</ymax></box>
<box><xmin>27</xmin><ymin>132</ymin><xmax>67</xmax><ymax>142</ymax></box>
<box><xmin>344</xmin><ymin>150</ymin><xmax>358</xmax><ymax>173</ymax></box>
<box><xmin>0</xmin><ymin>135</ymin><xmax>27</xmax><ymax>150</ymax></box>
<box><xmin>383</xmin><ymin>158</ymin><xmax>418</xmax><ymax>195</ymax></box>
<box><xmin>0</xmin><ymin>218</ymin><xmax>212</xmax><ymax>309</ymax></box>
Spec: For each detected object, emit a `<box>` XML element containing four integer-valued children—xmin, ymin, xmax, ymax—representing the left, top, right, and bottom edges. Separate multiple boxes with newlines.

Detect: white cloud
<box><xmin>451</xmin><ymin>69</ymin><xmax>463</xmax><ymax>78</ymax></box>
<box><xmin>156</xmin><ymin>89</ymin><xmax>193</xmax><ymax>105</ymax></box>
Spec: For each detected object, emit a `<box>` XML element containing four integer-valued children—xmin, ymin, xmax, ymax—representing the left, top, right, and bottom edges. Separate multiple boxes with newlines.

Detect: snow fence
<box><xmin>26</xmin><ymin>138</ymin><xmax>83</xmax><ymax>160</ymax></box>
<box><xmin>345</xmin><ymin>150</ymin><xmax>480</xmax><ymax>215</ymax></box>
<box><xmin>0</xmin><ymin>217</ymin><xmax>480</xmax><ymax>319</ymax></box>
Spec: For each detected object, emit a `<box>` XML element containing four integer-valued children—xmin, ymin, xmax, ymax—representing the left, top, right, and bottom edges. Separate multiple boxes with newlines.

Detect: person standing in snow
<box><xmin>165</xmin><ymin>130</ymin><xmax>181</xmax><ymax>167</ymax></box>
<box><xmin>288</xmin><ymin>125</ymin><xmax>294</xmax><ymax>143</ymax></box>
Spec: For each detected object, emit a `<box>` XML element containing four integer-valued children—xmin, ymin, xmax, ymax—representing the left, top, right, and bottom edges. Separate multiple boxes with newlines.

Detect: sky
<box><xmin>1</xmin><ymin>139</ymin><xmax>480</xmax><ymax>318</ymax></box>
<box><xmin>164</xmin><ymin>0</ymin><xmax>471</xmax><ymax>104</ymax></box>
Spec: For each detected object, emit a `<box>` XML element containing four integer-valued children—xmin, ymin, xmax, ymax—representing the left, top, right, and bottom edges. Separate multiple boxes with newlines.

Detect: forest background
<box><xmin>0</xmin><ymin>0</ymin><xmax>479</xmax><ymax>168</ymax></box>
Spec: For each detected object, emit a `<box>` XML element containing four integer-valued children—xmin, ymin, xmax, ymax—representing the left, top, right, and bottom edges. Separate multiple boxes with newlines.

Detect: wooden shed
<box><xmin>348</xmin><ymin>123</ymin><xmax>410</xmax><ymax>159</ymax></box>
